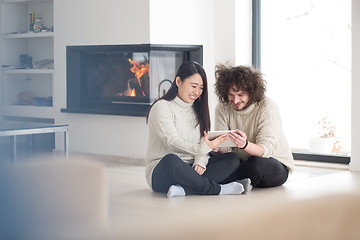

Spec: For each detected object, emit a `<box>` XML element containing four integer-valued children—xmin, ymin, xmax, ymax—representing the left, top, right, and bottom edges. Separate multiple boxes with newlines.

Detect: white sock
<box><xmin>167</xmin><ymin>185</ymin><xmax>186</xmax><ymax>198</ymax></box>
<box><xmin>237</xmin><ymin>178</ymin><xmax>253</xmax><ymax>194</ymax></box>
<box><xmin>219</xmin><ymin>182</ymin><xmax>244</xmax><ymax>195</ymax></box>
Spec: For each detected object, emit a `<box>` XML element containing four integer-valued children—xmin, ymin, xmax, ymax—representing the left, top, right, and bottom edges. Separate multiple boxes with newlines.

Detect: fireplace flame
<box><xmin>129</xmin><ymin>88</ymin><xmax>136</xmax><ymax>97</ymax></box>
<box><xmin>128</xmin><ymin>59</ymin><xmax>149</xmax><ymax>96</ymax></box>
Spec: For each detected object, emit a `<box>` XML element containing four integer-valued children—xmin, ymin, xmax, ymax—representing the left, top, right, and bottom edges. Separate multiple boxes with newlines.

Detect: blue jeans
<box><xmin>151</xmin><ymin>152</ymin><xmax>239</xmax><ymax>195</ymax></box>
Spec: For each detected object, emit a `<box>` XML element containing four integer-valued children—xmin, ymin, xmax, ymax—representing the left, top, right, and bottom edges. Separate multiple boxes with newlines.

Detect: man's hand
<box><xmin>229</xmin><ymin>129</ymin><xmax>248</xmax><ymax>149</ymax></box>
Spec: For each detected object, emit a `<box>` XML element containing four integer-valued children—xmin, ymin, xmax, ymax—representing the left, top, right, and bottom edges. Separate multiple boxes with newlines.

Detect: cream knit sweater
<box><xmin>145</xmin><ymin>97</ymin><xmax>212</xmax><ymax>188</ymax></box>
<box><xmin>215</xmin><ymin>97</ymin><xmax>294</xmax><ymax>173</ymax></box>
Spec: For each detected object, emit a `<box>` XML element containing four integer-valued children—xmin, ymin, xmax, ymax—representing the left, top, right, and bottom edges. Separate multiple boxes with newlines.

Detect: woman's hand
<box><xmin>229</xmin><ymin>129</ymin><xmax>248</xmax><ymax>149</ymax></box>
<box><xmin>193</xmin><ymin>164</ymin><xmax>205</xmax><ymax>175</ymax></box>
<box><xmin>203</xmin><ymin>131</ymin><xmax>227</xmax><ymax>150</ymax></box>
<box><xmin>212</xmin><ymin>147</ymin><xmax>228</xmax><ymax>153</ymax></box>
<box><xmin>212</xmin><ymin>147</ymin><xmax>220</xmax><ymax>152</ymax></box>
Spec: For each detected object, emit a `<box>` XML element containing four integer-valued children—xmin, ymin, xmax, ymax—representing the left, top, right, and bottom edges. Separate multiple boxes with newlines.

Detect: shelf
<box><xmin>3</xmin><ymin>69</ymin><xmax>54</xmax><ymax>74</ymax></box>
<box><xmin>2</xmin><ymin>105</ymin><xmax>56</xmax><ymax>119</ymax></box>
<box><xmin>1</xmin><ymin>32</ymin><xmax>54</xmax><ymax>39</ymax></box>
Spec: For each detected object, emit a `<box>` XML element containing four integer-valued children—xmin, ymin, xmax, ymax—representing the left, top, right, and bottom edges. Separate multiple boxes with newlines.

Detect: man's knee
<box><xmin>245</xmin><ymin>156</ymin><xmax>289</xmax><ymax>188</ymax></box>
<box><xmin>242</xmin><ymin>157</ymin><xmax>262</xmax><ymax>173</ymax></box>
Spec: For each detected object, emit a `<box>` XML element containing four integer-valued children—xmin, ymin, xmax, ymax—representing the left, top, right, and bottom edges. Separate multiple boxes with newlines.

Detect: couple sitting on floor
<box><xmin>145</xmin><ymin>61</ymin><xmax>294</xmax><ymax>197</ymax></box>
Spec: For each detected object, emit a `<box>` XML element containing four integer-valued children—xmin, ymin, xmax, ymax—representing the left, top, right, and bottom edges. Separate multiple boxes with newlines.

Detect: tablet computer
<box><xmin>207</xmin><ymin>130</ymin><xmax>237</xmax><ymax>148</ymax></box>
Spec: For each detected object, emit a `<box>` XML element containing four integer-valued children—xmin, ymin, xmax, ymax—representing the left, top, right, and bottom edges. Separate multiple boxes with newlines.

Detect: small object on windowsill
<box><xmin>308</xmin><ymin>116</ymin><xmax>343</xmax><ymax>154</ymax></box>
<box><xmin>309</xmin><ymin>137</ymin><xmax>336</xmax><ymax>154</ymax></box>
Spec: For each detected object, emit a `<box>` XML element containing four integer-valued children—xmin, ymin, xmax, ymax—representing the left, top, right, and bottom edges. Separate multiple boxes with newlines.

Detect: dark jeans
<box><xmin>152</xmin><ymin>152</ymin><xmax>239</xmax><ymax>195</ymax></box>
<box><xmin>225</xmin><ymin>156</ymin><xmax>289</xmax><ymax>188</ymax></box>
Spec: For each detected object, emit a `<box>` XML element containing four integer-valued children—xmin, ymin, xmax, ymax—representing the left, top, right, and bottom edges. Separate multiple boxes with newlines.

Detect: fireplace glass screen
<box><xmin>64</xmin><ymin>44</ymin><xmax>203</xmax><ymax>116</ymax></box>
<box><xmin>84</xmin><ymin>52</ymin><xmax>150</xmax><ymax>103</ymax></box>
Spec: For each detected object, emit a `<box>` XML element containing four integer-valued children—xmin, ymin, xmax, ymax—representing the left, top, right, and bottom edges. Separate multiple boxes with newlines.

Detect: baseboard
<box><xmin>295</xmin><ymin>160</ymin><xmax>349</xmax><ymax>171</ymax></box>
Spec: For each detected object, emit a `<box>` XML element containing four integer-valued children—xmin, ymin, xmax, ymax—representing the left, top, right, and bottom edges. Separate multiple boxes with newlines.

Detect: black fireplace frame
<box><xmin>61</xmin><ymin>44</ymin><xmax>203</xmax><ymax>117</ymax></box>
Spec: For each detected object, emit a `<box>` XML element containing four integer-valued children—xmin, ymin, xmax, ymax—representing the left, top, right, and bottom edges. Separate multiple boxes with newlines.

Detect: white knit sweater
<box><xmin>145</xmin><ymin>97</ymin><xmax>211</xmax><ymax>188</ymax></box>
<box><xmin>215</xmin><ymin>97</ymin><xmax>294</xmax><ymax>173</ymax></box>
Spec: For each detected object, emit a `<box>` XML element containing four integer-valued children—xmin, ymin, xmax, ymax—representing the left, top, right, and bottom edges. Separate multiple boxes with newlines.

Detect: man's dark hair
<box><xmin>214</xmin><ymin>65</ymin><xmax>266</xmax><ymax>105</ymax></box>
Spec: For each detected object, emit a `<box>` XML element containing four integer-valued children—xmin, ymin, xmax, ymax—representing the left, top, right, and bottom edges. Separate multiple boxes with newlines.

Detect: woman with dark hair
<box><xmin>145</xmin><ymin>61</ymin><xmax>251</xmax><ymax>197</ymax></box>
<box><xmin>214</xmin><ymin>64</ymin><xmax>294</xmax><ymax>188</ymax></box>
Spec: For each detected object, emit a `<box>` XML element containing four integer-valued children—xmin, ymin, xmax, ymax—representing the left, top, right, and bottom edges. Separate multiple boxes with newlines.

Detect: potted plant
<box><xmin>308</xmin><ymin>116</ymin><xmax>342</xmax><ymax>154</ymax></box>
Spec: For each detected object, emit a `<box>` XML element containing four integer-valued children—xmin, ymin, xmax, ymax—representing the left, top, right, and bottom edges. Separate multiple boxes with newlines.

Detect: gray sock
<box><xmin>237</xmin><ymin>178</ymin><xmax>253</xmax><ymax>194</ymax></box>
<box><xmin>219</xmin><ymin>182</ymin><xmax>244</xmax><ymax>195</ymax></box>
<box><xmin>167</xmin><ymin>185</ymin><xmax>186</xmax><ymax>198</ymax></box>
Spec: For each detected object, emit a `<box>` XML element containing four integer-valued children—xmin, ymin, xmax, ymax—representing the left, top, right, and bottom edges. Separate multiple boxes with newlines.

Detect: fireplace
<box><xmin>61</xmin><ymin>44</ymin><xmax>203</xmax><ymax>116</ymax></box>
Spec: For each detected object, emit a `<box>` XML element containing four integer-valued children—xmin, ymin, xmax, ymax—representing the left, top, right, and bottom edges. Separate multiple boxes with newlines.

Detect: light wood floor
<box><xmin>106</xmin><ymin>161</ymin><xmax>360</xmax><ymax>216</ymax></box>
<box><xmin>99</xmin><ymin>159</ymin><xmax>360</xmax><ymax>239</ymax></box>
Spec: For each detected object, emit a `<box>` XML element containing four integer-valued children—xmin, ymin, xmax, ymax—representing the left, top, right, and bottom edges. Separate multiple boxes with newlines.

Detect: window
<box><xmin>260</xmin><ymin>0</ymin><xmax>351</xmax><ymax>157</ymax></box>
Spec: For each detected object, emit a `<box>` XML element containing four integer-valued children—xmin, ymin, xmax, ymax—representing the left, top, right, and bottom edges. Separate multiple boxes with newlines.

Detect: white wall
<box><xmin>350</xmin><ymin>0</ymin><xmax>360</xmax><ymax>171</ymax></box>
<box><xmin>235</xmin><ymin>0</ymin><xmax>252</xmax><ymax>66</ymax></box>
<box><xmin>211</xmin><ymin>0</ymin><xmax>237</xmax><ymax>123</ymax></box>
<box><xmin>149</xmin><ymin>0</ymin><xmax>217</xmax><ymax>122</ymax></box>
<box><xmin>54</xmin><ymin>0</ymin><xmax>150</xmax><ymax>158</ymax></box>
<box><xmin>213</xmin><ymin>0</ymin><xmax>237</xmax><ymax>66</ymax></box>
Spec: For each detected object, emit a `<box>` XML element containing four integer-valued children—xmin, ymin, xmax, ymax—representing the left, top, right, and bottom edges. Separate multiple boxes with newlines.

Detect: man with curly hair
<box><xmin>214</xmin><ymin>65</ymin><xmax>294</xmax><ymax>188</ymax></box>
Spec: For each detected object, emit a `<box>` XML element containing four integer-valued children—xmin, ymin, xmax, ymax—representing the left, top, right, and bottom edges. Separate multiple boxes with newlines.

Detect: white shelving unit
<box><xmin>0</xmin><ymin>0</ymin><xmax>54</xmax><ymax>120</ymax></box>
<box><xmin>3</xmin><ymin>68</ymin><xmax>54</xmax><ymax>74</ymax></box>
<box><xmin>2</xmin><ymin>31</ymin><xmax>53</xmax><ymax>38</ymax></box>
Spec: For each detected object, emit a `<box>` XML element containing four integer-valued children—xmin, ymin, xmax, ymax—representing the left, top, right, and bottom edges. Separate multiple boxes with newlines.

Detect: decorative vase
<box><xmin>33</xmin><ymin>17</ymin><xmax>44</xmax><ymax>32</ymax></box>
<box><xmin>308</xmin><ymin>137</ymin><xmax>336</xmax><ymax>154</ymax></box>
